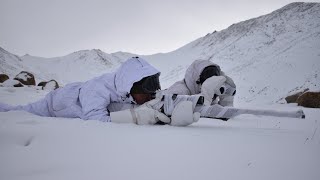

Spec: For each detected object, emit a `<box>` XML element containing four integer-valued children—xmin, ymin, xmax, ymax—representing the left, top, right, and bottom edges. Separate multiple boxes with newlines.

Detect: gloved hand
<box><xmin>201</xmin><ymin>76</ymin><xmax>227</xmax><ymax>105</ymax></box>
<box><xmin>170</xmin><ymin>101</ymin><xmax>200</xmax><ymax>126</ymax></box>
<box><xmin>219</xmin><ymin>75</ymin><xmax>236</xmax><ymax>107</ymax></box>
<box><xmin>110</xmin><ymin>98</ymin><xmax>171</xmax><ymax>125</ymax></box>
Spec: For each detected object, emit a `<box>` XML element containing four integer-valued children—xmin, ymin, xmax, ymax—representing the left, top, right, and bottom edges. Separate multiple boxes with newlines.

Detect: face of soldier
<box><xmin>130</xmin><ymin>74</ymin><xmax>160</xmax><ymax>104</ymax></box>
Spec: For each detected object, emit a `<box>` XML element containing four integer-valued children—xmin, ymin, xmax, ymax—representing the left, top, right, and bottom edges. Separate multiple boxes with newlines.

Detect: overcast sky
<box><xmin>0</xmin><ymin>0</ymin><xmax>319</xmax><ymax>57</ymax></box>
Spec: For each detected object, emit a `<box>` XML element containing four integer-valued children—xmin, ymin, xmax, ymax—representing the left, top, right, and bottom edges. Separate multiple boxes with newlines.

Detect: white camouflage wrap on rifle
<box><xmin>110</xmin><ymin>98</ymin><xmax>171</xmax><ymax>125</ymax></box>
<box><xmin>201</xmin><ymin>76</ymin><xmax>227</xmax><ymax>105</ymax></box>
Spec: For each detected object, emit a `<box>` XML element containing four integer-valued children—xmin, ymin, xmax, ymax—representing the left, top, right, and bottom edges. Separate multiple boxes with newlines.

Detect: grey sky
<box><xmin>0</xmin><ymin>0</ymin><xmax>318</xmax><ymax>57</ymax></box>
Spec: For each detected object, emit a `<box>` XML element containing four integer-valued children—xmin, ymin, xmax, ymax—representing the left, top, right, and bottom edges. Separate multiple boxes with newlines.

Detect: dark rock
<box><xmin>38</xmin><ymin>81</ymin><xmax>47</xmax><ymax>87</ymax></box>
<box><xmin>297</xmin><ymin>91</ymin><xmax>320</xmax><ymax>108</ymax></box>
<box><xmin>285</xmin><ymin>88</ymin><xmax>309</xmax><ymax>103</ymax></box>
<box><xmin>13</xmin><ymin>82</ymin><xmax>24</xmax><ymax>87</ymax></box>
<box><xmin>0</xmin><ymin>74</ymin><xmax>9</xmax><ymax>83</ymax></box>
<box><xmin>14</xmin><ymin>71</ymin><xmax>36</xmax><ymax>86</ymax></box>
<box><xmin>42</xmin><ymin>80</ymin><xmax>59</xmax><ymax>90</ymax></box>
<box><xmin>2</xmin><ymin>79</ymin><xmax>24</xmax><ymax>87</ymax></box>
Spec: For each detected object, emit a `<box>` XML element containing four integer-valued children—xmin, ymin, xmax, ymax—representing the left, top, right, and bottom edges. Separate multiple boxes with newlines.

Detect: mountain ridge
<box><xmin>1</xmin><ymin>2</ymin><xmax>319</xmax><ymax>104</ymax></box>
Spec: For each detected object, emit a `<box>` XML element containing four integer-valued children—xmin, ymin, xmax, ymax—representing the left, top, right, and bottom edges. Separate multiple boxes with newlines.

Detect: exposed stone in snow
<box><xmin>0</xmin><ymin>74</ymin><xmax>9</xmax><ymax>83</ymax></box>
<box><xmin>1</xmin><ymin>79</ymin><xmax>23</xmax><ymax>87</ymax></box>
<box><xmin>14</xmin><ymin>71</ymin><xmax>36</xmax><ymax>86</ymax></box>
<box><xmin>42</xmin><ymin>80</ymin><xmax>59</xmax><ymax>91</ymax></box>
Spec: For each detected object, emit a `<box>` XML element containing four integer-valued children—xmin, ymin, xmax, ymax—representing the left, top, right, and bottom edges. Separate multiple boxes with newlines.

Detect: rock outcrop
<box><xmin>14</xmin><ymin>71</ymin><xmax>36</xmax><ymax>86</ymax></box>
<box><xmin>0</xmin><ymin>74</ymin><xmax>9</xmax><ymax>83</ymax></box>
<box><xmin>297</xmin><ymin>92</ymin><xmax>320</xmax><ymax>108</ymax></box>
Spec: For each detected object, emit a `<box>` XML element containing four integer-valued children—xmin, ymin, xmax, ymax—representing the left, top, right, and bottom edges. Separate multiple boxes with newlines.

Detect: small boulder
<box><xmin>38</xmin><ymin>81</ymin><xmax>47</xmax><ymax>87</ymax></box>
<box><xmin>42</xmin><ymin>80</ymin><xmax>59</xmax><ymax>91</ymax></box>
<box><xmin>2</xmin><ymin>79</ymin><xmax>24</xmax><ymax>87</ymax></box>
<box><xmin>14</xmin><ymin>83</ymin><xmax>24</xmax><ymax>87</ymax></box>
<box><xmin>14</xmin><ymin>71</ymin><xmax>36</xmax><ymax>86</ymax></box>
<box><xmin>285</xmin><ymin>88</ymin><xmax>309</xmax><ymax>103</ymax></box>
<box><xmin>297</xmin><ymin>91</ymin><xmax>320</xmax><ymax>108</ymax></box>
<box><xmin>0</xmin><ymin>74</ymin><xmax>9</xmax><ymax>83</ymax></box>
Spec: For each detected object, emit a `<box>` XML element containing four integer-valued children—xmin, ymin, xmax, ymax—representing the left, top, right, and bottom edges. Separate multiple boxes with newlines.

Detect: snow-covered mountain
<box><xmin>145</xmin><ymin>2</ymin><xmax>320</xmax><ymax>104</ymax></box>
<box><xmin>19</xmin><ymin>49</ymin><xmax>136</xmax><ymax>85</ymax></box>
<box><xmin>1</xmin><ymin>2</ymin><xmax>319</xmax><ymax>104</ymax></box>
<box><xmin>0</xmin><ymin>47</ymin><xmax>30</xmax><ymax>77</ymax></box>
<box><xmin>1</xmin><ymin>47</ymin><xmax>136</xmax><ymax>84</ymax></box>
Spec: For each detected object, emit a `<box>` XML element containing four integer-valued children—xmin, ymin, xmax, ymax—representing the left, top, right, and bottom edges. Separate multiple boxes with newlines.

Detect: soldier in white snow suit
<box><xmin>165</xmin><ymin>59</ymin><xmax>236</xmax><ymax>107</ymax></box>
<box><xmin>0</xmin><ymin>57</ymin><xmax>200</xmax><ymax>126</ymax></box>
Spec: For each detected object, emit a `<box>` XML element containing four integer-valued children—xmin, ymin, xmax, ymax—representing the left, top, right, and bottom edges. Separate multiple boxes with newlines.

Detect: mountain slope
<box><xmin>0</xmin><ymin>48</ymin><xmax>128</xmax><ymax>84</ymax></box>
<box><xmin>1</xmin><ymin>2</ymin><xmax>319</xmax><ymax>104</ymax></box>
<box><xmin>145</xmin><ymin>2</ymin><xmax>320</xmax><ymax>104</ymax></box>
<box><xmin>0</xmin><ymin>47</ymin><xmax>29</xmax><ymax>77</ymax></box>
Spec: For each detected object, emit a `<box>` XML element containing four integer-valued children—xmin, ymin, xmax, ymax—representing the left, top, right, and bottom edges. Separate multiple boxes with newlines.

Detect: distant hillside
<box><xmin>145</xmin><ymin>2</ymin><xmax>320</xmax><ymax>104</ymax></box>
<box><xmin>1</xmin><ymin>48</ymin><xmax>136</xmax><ymax>84</ymax></box>
<box><xmin>1</xmin><ymin>2</ymin><xmax>319</xmax><ymax>104</ymax></box>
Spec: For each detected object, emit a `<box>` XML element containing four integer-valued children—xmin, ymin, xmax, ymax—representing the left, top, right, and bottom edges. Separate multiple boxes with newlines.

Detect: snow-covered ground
<box><xmin>1</xmin><ymin>86</ymin><xmax>320</xmax><ymax>180</ymax></box>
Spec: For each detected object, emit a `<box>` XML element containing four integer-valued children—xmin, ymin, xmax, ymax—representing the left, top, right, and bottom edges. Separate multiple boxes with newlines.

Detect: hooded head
<box><xmin>114</xmin><ymin>57</ymin><xmax>161</xmax><ymax>104</ymax></box>
<box><xmin>130</xmin><ymin>73</ymin><xmax>161</xmax><ymax>94</ymax></box>
<box><xmin>198</xmin><ymin>65</ymin><xmax>221</xmax><ymax>85</ymax></box>
<box><xmin>184</xmin><ymin>60</ymin><xmax>221</xmax><ymax>94</ymax></box>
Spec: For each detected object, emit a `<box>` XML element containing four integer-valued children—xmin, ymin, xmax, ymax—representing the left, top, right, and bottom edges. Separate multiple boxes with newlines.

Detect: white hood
<box><xmin>184</xmin><ymin>60</ymin><xmax>221</xmax><ymax>94</ymax></box>
<box><xmin>114</xmin><ymin>57</ymin><xmax>160</xmax><ymax>96</ymax></box>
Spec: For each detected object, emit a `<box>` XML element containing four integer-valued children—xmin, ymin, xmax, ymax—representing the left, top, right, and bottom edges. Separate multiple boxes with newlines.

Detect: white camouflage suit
<box><xmin>165</xmin><ymin>59</ymin><xmax>236</xmax><ymax>106</ymax></box>
<box><xmin>0</xmin><ymin>57</ymin><xmax>160</xmax><ymax>122</ymax></box>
